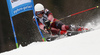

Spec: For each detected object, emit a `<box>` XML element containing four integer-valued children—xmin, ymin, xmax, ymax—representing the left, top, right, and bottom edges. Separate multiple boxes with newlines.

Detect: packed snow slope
<box><xmin>0</xmin><ymin>26</ymin><xmax>100</xmax><ymax>55</ymax></box>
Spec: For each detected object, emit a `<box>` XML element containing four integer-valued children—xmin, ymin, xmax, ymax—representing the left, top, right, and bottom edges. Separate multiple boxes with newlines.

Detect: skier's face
<box><xmin>36</xmin><ymin>11</ymin><xmax>44</xmax><ymax>18</ymax></box>
<box><xmin>37</xmin><ymin>14</ymin><xmax>43</xmax><ymax>18</ymax></box>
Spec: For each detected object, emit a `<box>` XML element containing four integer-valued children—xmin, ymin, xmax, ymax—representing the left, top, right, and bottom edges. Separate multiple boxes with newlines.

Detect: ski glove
<box><xmin>44</xmin><ymin>20</ymin><xmax>51</xmax><ymax>33</ymax></box>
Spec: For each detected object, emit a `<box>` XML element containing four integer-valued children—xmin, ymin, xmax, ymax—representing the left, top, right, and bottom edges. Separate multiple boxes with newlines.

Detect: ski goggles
<box><xmin>35</xmin><ymin>11</ymin><xmax>44</xmax><ymax>15</ymax></box>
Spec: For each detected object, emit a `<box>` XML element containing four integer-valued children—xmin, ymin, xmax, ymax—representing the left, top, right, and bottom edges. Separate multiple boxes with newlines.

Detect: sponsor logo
<box><xmin>13</xmin><ymin>5</ymin><xmax>32</xmax><ymax>14</ymax></box>
<box><xmin>11</xmin><ymin>0</ymin><xmax>19</xmax><ymax>3</ymax></box>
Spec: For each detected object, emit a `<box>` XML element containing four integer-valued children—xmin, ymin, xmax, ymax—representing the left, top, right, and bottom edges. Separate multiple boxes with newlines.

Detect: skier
<box><xmin>33</xmin><ymin>3</ymin><xmax>88</xmax><ymax>36</ymax></box>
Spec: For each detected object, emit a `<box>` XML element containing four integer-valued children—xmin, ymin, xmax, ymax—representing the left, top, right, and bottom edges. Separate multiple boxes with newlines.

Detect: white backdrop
<box><xmin>10</xmin><ymin>0</ymin><xmax>31</xmax><ymax>8</ymax></box>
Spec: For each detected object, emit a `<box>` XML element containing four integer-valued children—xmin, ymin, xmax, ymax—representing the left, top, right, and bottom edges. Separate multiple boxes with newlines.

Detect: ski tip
<box><xmin>96</xmin><ymin>6</ymin><xmax>99</xmax><ymax>8</ymax></box>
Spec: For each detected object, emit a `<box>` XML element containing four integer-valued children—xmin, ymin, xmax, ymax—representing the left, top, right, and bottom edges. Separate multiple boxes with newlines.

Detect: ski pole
<box><xmin>58</xmin><ymin>6</ymin><xmax>99</xmax><ymax>21</ymax></box>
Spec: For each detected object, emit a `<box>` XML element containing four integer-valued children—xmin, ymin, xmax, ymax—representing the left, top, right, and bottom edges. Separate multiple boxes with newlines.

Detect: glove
<box><xmin>44</xmin><ymin>20</ymin><xmax>51</xmax><ymax>33</ymax></box>
<box><xmin>44</xmin><ymin>25</ymin><xmax>51</xmax><ymax>33</ymax></box>
<box><xmin>44</xmin><ymin>20</ymin><xmax>51</xmax><ymax>27</ymax></box>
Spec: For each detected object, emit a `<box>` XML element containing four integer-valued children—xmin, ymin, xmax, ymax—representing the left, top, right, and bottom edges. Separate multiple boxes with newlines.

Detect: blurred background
<box><xmin>0</xmin><ymin>0</ymin><xmax>100</xmax><ymax>53</ymax></box>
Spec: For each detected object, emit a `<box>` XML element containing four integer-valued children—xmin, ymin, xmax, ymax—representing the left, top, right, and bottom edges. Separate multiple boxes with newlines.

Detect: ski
<box><xmin>46</xmin><ymin>30</ymin><xmax>90</xmax><ymax>42</ymax></box>
<box><xmin>46</xmin><ymin>37</ymin><xmax>58</xmax><ymax>42</ymax></box>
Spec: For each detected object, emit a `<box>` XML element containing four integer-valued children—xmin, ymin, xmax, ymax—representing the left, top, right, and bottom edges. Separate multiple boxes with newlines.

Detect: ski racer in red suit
<box><xmin>33</xmin><ymin>3</ymin><xmax>88</xmax><ymax>36</ymax></box>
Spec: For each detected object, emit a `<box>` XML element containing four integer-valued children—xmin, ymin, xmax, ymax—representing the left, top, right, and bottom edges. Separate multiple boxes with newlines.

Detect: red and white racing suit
<box><xmin>33</xmin><ymin>9</ymin><xmax>88</xmax><ymax>35</ymax></box>
<box><xmin>33</xmin><ymin>9</ymin><xmax>69</xmax><ymax>35</ymax></box>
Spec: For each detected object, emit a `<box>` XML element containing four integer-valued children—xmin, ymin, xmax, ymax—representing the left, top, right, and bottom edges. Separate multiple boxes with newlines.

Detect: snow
<box><xmin>0</xmin><ymin>23</ymin><xmax>100</xmax><ymax>55</ymax></box>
